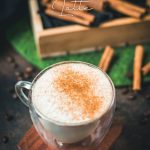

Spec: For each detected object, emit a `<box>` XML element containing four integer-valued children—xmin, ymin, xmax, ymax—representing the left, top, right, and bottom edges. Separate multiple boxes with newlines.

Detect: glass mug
<box><xmin>15</xmin><ymin>61</ymin><xmax>115</xmax><ymax>150</ymax></box>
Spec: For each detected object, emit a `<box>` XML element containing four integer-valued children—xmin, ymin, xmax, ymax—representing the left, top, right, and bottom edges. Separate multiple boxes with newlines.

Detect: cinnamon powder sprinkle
<box><xmin>54</xmin><ymin>68</ymin><xmax>103</xmax><ymax>120</ymax></box>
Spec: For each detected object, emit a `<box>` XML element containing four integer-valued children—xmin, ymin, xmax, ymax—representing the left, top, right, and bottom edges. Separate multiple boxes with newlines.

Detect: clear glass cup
<box><xmin>15</xmin><ymin>61</ymin><xmax>115</xmax><ymax>150</ymax></box>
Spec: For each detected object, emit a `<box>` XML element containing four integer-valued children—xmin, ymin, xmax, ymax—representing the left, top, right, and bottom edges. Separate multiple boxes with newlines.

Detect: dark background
<box><xmin>0</xmin><ymin>0</ymin><xmax>150</xmax><ymax>150</ymax></box>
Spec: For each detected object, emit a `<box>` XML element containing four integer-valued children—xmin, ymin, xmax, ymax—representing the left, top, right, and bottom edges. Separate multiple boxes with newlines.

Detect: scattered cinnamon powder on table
<box><xmin>54</xmin><ymin>68</ymin><xmax>103</xmax><ymax>120</ymax></box>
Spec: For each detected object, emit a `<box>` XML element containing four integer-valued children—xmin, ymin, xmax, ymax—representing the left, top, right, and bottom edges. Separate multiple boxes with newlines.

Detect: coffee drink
<box><xmin>16</xmin><ymin>61</ymin><xmax>115</xmax><ymax>145</ymax></box>
<box><xmin>32</xmin><ymin>62</ymin><xmax>113</xmax><ymax>124</ymax></box>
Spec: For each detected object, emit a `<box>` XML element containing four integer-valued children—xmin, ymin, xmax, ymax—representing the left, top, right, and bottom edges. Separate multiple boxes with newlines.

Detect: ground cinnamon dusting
<box><xmin>54</xmin><ymin>68</ymin><xmax>103</xmax><ymax>120</ymax></box>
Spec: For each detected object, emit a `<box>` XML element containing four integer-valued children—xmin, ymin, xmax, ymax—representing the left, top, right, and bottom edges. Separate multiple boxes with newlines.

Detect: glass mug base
<box><xmin>30</xmin><ymin>101</ymin><xmax>114</xmax><ymax>150</ymax></box>
<box><xmin>54</xmin><ymin>124</ymin><xmax>110</xmax><ymax>150</ymax></box>
<box><xmin>32</xmin><ymin>114</ymin><xmax>112</xmax><ymax>150</ymax></box>
<box><xmin>55</xmin><ymin>123</ymin><xmax>112</xmax><ymax>150</ymax></box>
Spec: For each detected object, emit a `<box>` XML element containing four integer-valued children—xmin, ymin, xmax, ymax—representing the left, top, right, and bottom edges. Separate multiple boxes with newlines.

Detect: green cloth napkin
<box><xmin>7</xmin><ymin>17</ymin><xmax>150</xmax><ymax>87</ymax></box>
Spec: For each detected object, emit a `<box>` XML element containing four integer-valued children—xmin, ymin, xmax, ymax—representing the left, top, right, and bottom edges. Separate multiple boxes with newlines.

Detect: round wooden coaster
<box><xmin>18</xmin><ymin>124</ymin><xmax>123</xmax><ymax>150</ymax></box>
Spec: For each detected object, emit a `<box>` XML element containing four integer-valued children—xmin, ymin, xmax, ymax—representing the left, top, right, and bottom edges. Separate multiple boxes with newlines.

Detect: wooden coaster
<box><xmin>18</xmin><ymin>124</ymin><xmax>123</xmax><ymax>150</ymax></box>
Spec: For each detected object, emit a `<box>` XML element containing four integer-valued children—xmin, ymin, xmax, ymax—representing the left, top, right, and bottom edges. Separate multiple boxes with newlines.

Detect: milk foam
<box><xmin>32</xmin><ymin>63</ymin><xmax>113</xmax><ymax>124</ymax></box>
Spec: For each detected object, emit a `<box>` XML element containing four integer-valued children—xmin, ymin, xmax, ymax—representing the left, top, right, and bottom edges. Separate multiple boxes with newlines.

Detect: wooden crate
<box><xmin>29</xmin><ymin>0</ymin><xmax>150</xmax><ymax>58</ymax></box>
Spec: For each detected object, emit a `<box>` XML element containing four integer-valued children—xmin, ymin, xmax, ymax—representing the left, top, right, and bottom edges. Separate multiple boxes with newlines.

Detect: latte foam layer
<box><xmin>32</xmin><ymin>62</ymin><xmax>113</xmax><ymax>124</ymax></box>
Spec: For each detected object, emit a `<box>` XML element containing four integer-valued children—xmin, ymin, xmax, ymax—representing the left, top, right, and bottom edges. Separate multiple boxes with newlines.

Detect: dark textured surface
<box><xmin>0</xmin><ymin>42</ymin><xmax>34</xmax><ymax>150</ymax></box>
<box><xmin>0</xmin><ymin>41</ymin><xmax>150</xmax><ymax>150</ymax></box>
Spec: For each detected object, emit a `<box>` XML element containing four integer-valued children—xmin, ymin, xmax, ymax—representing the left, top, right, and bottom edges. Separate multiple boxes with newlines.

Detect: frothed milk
<box><xmin>32</xmin><ymin>63</ymin><xmax>113</xmax><ymax>124</ymax></box>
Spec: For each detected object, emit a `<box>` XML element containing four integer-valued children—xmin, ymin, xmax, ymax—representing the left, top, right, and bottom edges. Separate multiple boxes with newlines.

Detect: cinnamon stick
<box><xmin>147</xmin><ymin>0</ymin><xmax>150</xmax><ymax>7</ymax></box>
<box><xmin>112</xmin><ymin>0</ymin><xmax>146</xmax><ymax>14</ymax></box>
<box><xmin>133</xmin><ymin>45</ymin><xmax>144</xmax><ymax>91</ymax></box>
<box><xmin>53</xmin><ymin>0</ymin><xmax>87</xmax><ymax>10</ymax></box>
<box><xmin>118</xmin><ymin>1</ymin><xmax>146</xmax><ymax>14</ymax></box>
<box><xmin>142</xmin><ymin>62</ymin><xmax>150</xmax><ymax>75</ymax></box>
<box><xmin>108</xmin><ymin>0</ymin><xmax>146</xmax><ymax>18</ymax></box>
<box><xmin>102</xmin><ymin>47</ymin><xmax>115</xmax><ymax>72</ymax></box>
<box><xmin>99</xmin><ymin>46</ymin><xmax>112</xmax><ymax>69</ymax></box>
<box><xmin>85</xmin><ymin>0</ymin><xmax>104</xmax><ymax>12</ymax></box>
<box><xmin>45</xmin><ymin>7</ymin><xmax>91</xmax><ymax>26</ymax></box>
<box><xmin>47</xmin><ymin>1</ymin><xmax>95</xmax><ymax>23</ymax></box>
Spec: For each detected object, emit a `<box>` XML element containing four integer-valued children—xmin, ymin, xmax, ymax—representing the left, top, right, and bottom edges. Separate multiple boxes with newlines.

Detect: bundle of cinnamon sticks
<box><xmin>85</xmin><ymin>0</ymin><xmax>146</xmax><ymax>18</ymax></box>
<box><xmin>42</xmin><ymin>0</ymin><xmax>95</xmax><ymax>26</ymax></box>
<box><xmin>41</xmin><ymin>0</ymin><xmax>147</xmax><ymax>26</ymax></box>
<box><xmin>108</xmin><ymin>0</ymin><xmax>146</xmax><ymax>19</ymax></box>
<box><xmin>86</xmin><ymin>0</ymin><xmax>146</xmax><ymax>19</ymax></box>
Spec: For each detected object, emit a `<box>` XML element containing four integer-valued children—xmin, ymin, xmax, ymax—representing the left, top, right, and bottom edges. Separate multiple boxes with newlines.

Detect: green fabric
<box><xmin>7</xmin><ymin>17</ymin><xmax>150</xmax><ymax>87</ymax></box>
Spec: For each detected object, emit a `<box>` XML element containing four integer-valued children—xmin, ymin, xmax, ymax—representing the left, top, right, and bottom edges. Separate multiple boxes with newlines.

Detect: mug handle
<box><xmin>15</xmin><ymin>81</ymin><xmax>32</xmax><ymax>107</ymax></box>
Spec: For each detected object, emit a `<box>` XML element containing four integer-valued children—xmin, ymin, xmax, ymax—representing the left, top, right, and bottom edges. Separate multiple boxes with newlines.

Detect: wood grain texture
<box><xmin>39</xmin><ymin>16</ymin><xmax>150</xmax><ymax>57</ymax></box>
<box><xmin>28</xmin><ymin>0</ymin><xmax>43</xmax><ymax>56</ymax></box>
<box><xmin>18</xmin><ymin>127</ymin><xmax>54</xmax><ymax>150</ymax></box>
<box><xmin>18</xmin><ymin>124</ymin><xmax>123</xmax><ymax>150</ymax></box>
